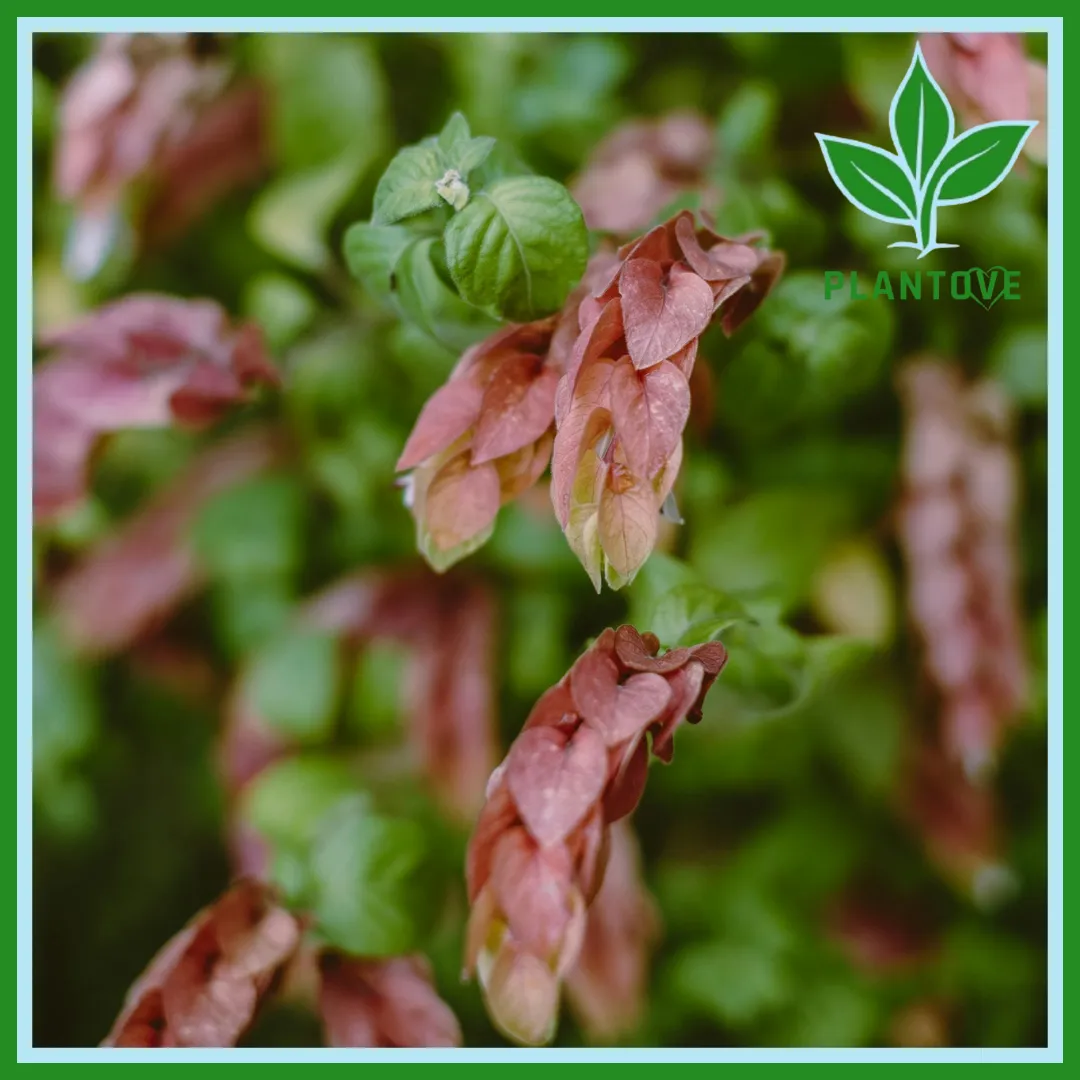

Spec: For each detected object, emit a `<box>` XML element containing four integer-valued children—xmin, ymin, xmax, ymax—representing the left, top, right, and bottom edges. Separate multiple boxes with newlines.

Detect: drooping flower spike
<box><xmin>397</xmin><ymin>210</ymin><xmax>782</xmax><ymax>588</ymax></box>
<box><xmin>463</xmin><ymin>625</ymin><xmax>726</xmax><ymax>1046</ymax></box>
<box><xmin>551</xmin><ymin>211</ymin><xmax>783</xmax><ymax>589</ymax></box>
<box><xmin>895</xmin><ymin>358</ymin><xmax>1028</xmax><ymax>777</ymax></box>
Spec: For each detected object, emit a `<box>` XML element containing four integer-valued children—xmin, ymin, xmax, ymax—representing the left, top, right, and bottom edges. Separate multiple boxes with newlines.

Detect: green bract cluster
<box><xmin>345</xmin><ymin>112</ymin><xmax>589</xmax><ymax>335</ymax></box>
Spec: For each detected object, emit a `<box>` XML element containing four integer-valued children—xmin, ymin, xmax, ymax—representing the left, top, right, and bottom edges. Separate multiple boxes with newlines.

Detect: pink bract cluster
<box><xmin>33</xmin><ymin>295</ymin><xmax>279</xmax><ymax>524</ymax></box>
<box><xmin>54</xmin><ymin>33</ymin><xmax>259</xmax><ymax>277</ymax></box>
<box><xmin>396</xmin><ymin>211</ymin><xmax>783</xmax><ymax>588</ymax></box>
<box><xmin>464</xmin><ymin>625</ymin><xmax>726</xmax><ymax>1045</ymax></box>
<box><xmin>394</xmin><ymin>317</ymin><xmax>569</xmax><ymax>572</ymax></box>
<box><xmin>103</xmin><ymin>880</ymin><xmax>300</xmax><ymax>1047</ymax></box>
<box><xmin>552</xmin><ymin>211</ymin><xmax>783</xmax><ymax>589</ymax></box>
<box><xmin>896</xmin><ymin>359</ymin><xmax>1029</xmax><ymax>779</ymax></box>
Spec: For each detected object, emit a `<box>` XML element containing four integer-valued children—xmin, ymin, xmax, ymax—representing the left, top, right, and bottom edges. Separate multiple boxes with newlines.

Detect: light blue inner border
<box><xmin>16</xmin><ymin>16</ymin><xmax>1063</xmax><ymax>1064</ymax></box>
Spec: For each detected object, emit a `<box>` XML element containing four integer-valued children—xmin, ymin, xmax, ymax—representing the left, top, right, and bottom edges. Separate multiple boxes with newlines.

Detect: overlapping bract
<box><xmin>395</xmin><ymin>319</ymin><xmax>563</xmax><ymax>571</ymax></box>
<box><xmin>396</xmin><ymin>211</ymin><xmax>782</xmax><ymax>586</ymax></box>
<box><xmin>394</xmin><ymin>253</ymin><xmax>614</xmax><ymax>571</ymax></box>
<box><xmin>565</xmin><ymin>819</ymin><xmax>660</xmax><ymax>1042</ymax></box>
<box><xmin>896</xmin><ymin>360</ymin><xmax>1028</xmax><ymax>778</ymax></box>
<box><xmin>552</xmin><ymin>211</ymin><xmax>784</xmax><ymax>589</ymax></box>
<box><xmin>919</xmin><ymin>33</ymin><xmax>1047</xmax><ymax>164</ymax></box>
<box><xmin>101</xmin><ymin>879</ymin><xmax>463</xmax><ymax>1048</ymax></box>
<box><xmin>33</xmin><ymin>295</ymin><xmax>280</xmax><ymax>524</ymax></box>
<box><xmin>463</xmin><ymin>625</ymin><xmax>726</xmax><ymax>1046</ymax></box>
<box><xmin>103</xmin><ymin>880</ymin><xmax>300</xmax><ymax>1047</ymax></box>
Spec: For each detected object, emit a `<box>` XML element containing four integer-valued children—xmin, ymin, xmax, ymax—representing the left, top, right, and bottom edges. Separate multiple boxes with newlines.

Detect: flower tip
<box><xmin>484</xmin><ymin>947</ymin><xmax>560</xmax><ymax>1048</ymax></box>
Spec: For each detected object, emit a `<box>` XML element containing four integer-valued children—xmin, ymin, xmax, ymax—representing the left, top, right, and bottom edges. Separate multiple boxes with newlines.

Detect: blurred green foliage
<box><xmin>32</xmin><ymin>31</ymin><xmax>1047</xmax><ymax>1049</ymax></box>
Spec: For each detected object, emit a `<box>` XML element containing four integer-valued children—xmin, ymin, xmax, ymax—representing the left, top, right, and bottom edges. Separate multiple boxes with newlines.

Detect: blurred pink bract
<box><xmin>102</xmin><ymin>879</ymin><xmax>300</xmax><ymax>1048</ymax></box>
<box><xmin>572</xmin><ymin>111</ymin><xmax>716</xmax><ymax>234</ymax></box>
<box><xmin>919</xmin><ymin>33</ymin><xmax>1047</xmax><ymax>163</ymax></box>
<box><xmin>34</xmin><ymin>294</ymin><xmax>279</xmax><ymax>523</ymax></box>
<box><xmin>896</xmin><ymin>359</ymin><xmax>1029</xmax><ymax>778</ymax></box>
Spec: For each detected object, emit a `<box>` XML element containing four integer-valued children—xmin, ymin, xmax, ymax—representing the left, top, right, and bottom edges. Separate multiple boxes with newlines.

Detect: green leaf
<box><xmin>813</xmin><ymin>662</ymin><xmax>905</xmax><ymax>798</ymax></box>
<box><xmin>469</xmin><ymin>140</ymin><xmax>535</xmax><ymax>187</ymax></box>
<box><xmin>486</xmin><ymin>501</ymin><xmax>582</xmax><ymax>577</ymax></box>
<box><xmin>33</xmin><ymin>620</ymin><xmax>97</xmax><ymax>795</ymax></box>
<box><xmin>243</xmin><ymin>273</ymin><xmax>317</xmax><ymax>352</ymax></box>
<box><xmin>669</xmin><ymin>941</ymin><xmax>790</xmax><ymax>1026</ymax></box>
<box><xmin>716</xmin><ymin>81</ymin><xmax>779</xmax><ymax>169</ymax></box>
<box><xmin>709</xmin><ymin>620</ymin><xmax>810</xmax><ymax>718</ymax></box>
<box><xmin>815</xmin><ymin>136</ymin><xmax>916</xmax><ymax>224</ymax></box>
<box><xmin>505</xmin><ymin>589</ymin><xmax>572</xmax><ymax>697</ymax></box>
<box><xmin>512</xmin><ymin>36</ymin><xmax>631</xmax><ymax>158</ymax></box>
<box><xmin>308</xmin><ymin>794</ymin><xmax>427</xmax><ymax>956</ymax></box>
<box><xmin>688</xmin><ymin>488</ymin><xmax>858</xmax><ymax>615</ymax></box>
<box><xmin>644</xmin><ymin>555</ymin><xmax>874</xmax><ymax>719</ymax></box>
<box><xmin>889</xmin><ymin>43</ymin><xmax>954</xmax><ymax>188</ymax></box>
<box><xmin>437</xmin><ymin>111</ymin><xmax>472</xmax><ymax>153</ymax></box>
<box><xmin>269</xmin><ymin>848</ymin><xmax>312</xmax><ymax>909</ymax></box>
<box><xmin>239</xmin><ymin>755</ymin><xmax>358</xmax><ymax>850</ymax></box>
<box><xmin>453</xmin><ymin>136</ymin><xmax>496</xmax><ymax>176</ymax></box>
<box><xmin>841</xmin><ymin>34</ymin><xmax>923</xmax><ymax>123</ymax></box>
<box><xmin>212</xmin><ymin>577</ymin><xmax>293</xmax><ymax>656</ymax></box>
<box><xmin>650</xmin><ymin>582</ymin><xmax>754</xmax><ymax>650</ymax></box>
<box><xmin>443</xmin><ymin>175</ymin><xmax>588</xmax><ymax>321</ymax></box>
<box><xmin>249</xmin><ymin>151</ymin><xmax>367</xmax><ymax>270</ymax></box>
<box><xmin>772</xmin><ymin>979</ymin><xmax>879</xmax><ymax>1048</ymax></box>
<box><xmin>710</xmin><ymin>176</ymin><xmax>826</xmax><ymax>266</ymax></box>
<box><xmin>285</xmin><ymin>327</ymin><xmax>380</xmax><ymax>440</ymax></box>
<box><xmin>718</xmin><ymin>306</ymin><xmax>895</xmax><ymax>432</ymax></box>
<box><xmin>933</xmin><ymin>122</ymin><xmax>1037</xmax><ymax>205</ymax></box>
<box><xmin>635</xmin><ymin>554</ymin><xmax>872</xmax><ymax>720</ymax></box>
<box><xmin>254</xmin><ymin>35</ymin><xmax>387</xmax><ymax>171</ymax></box>
<box><xmin>372</xmin><ymin>144</ymin><xmax>449</xmax><ymax>225</ymax></box>
<box><xmin>393</xmin><ymin>236</ymin><xmax>500</xmax><ymax>352</ymax></box>
<box><xmin>725</xmin><ymin>802</ymin><xmax>864</xmax><ymax>905</ymax></box>
<box><xmin>32</xmin><ymin>68</ymin><xmax>54</xmax><ymax>144</ymax></box>
<box><xmin>342</xmin><ymin>221</ymin><xmax>414</xmax><ymax>305</ymax></box>
<box><xmin>436</xmin><ymin>111</ymin><xmax>496</xmax><ymax>176</ymax></box>
<box><xmin>191</xmin><ymin>475</ymin><xmax>305</xmax><ymax>581</ymax></box>
<box><xmin>349</xmin><ymin>641</ymin><xmax>408</xmax><ymax>739</ymax></box>
<box><xmin>246</xmin><ymin>628</ymin><xmax>341</xmax><ymax>742</ymax></box>
<box><xmin>989</xmin><ymin>325</ymin><xmax>1047</xmax><ymax>406</ymax></box>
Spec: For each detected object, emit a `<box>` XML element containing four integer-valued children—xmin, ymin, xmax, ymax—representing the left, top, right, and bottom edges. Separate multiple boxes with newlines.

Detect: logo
<box><xmin>824</xmin><ymin>266</ymin><xmax>1020</xmax><ymax>308</ymax></box>
<box><xmin>816</xmin><ymin>43</ymin><xmax>1037</xmax><ymax>259</ymax></box>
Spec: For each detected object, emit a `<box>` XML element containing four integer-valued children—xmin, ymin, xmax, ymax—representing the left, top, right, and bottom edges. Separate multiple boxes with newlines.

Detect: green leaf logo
<box><xmin>816</xmin><ymin>43</ymin><xmax>1037</xmax><ymax>258</ymax></box>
